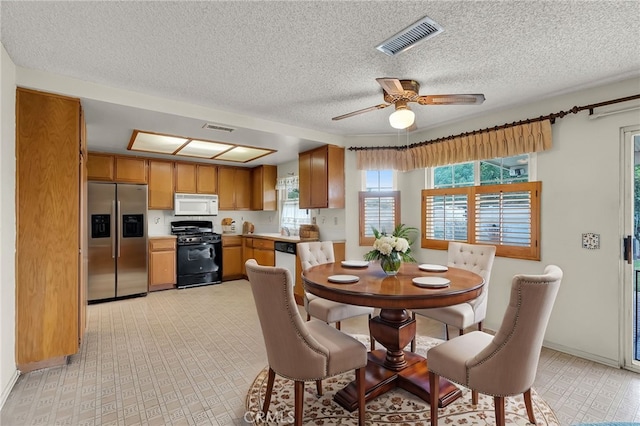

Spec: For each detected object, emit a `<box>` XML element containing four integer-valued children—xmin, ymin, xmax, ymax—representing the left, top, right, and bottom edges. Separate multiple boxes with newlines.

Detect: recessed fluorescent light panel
<box><xmin>128</xmin><ymin>130</ymin><xmax>276</xmax><ymax>163</ymax></box>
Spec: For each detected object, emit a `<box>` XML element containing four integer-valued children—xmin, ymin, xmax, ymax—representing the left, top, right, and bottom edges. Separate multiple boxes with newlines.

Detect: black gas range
<box><xmin>171</xmin><ymin>220</ymin><xmax>222</xmax><ymax>288</ymax></box>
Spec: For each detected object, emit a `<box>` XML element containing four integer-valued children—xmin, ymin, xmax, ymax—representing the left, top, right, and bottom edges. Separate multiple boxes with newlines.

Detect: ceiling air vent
<box><xmin>202</xmin><ymin>123</ymin><xmax>235</xmax><ymax>132</ymax></box>
<box><xmin>376</xmin><ymin>15</ymin><xmax>443</xmax><ymax>56</ymax></box>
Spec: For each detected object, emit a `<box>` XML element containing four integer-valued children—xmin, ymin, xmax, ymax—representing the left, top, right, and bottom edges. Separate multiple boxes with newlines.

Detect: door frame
<box><xmin>621</xmin><ymin>124</ymin><xmax>640</xmax><ymax>373</ymax></box>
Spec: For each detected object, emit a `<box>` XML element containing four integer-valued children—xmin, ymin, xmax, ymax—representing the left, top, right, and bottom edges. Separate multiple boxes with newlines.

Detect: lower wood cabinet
<box><xmin>222</xmin><ymin>235</ymin><xmax>244</xmax><ymax>280</ymax></box>
<box><xmin>149</xmin><ymin>237</ymin><xmax>176</xmax><ymax>291</ymax></box>
<box><xmin>253</xmin><ymin>238</ymin><xmax>275</xmax><ymax>266</ymax></box>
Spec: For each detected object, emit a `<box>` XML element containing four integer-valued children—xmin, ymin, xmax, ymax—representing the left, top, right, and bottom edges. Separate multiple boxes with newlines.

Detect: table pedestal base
<box><xmin>334</xmin><ymin>349</ymin><xmax>462</xmax><ymax>411</ymax></box>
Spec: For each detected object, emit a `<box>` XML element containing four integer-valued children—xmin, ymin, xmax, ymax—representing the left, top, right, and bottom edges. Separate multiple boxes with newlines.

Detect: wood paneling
<box><xmin>16</xmin><ymin>88</ymin><xmax>81</xmax><ymax>367</ymax></box>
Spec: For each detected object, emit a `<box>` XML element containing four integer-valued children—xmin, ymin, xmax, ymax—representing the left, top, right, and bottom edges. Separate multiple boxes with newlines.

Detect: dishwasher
<box><xmin>274</xmin><ymin>241</ymin><xmax>297</xmax><ymax>280</ymax></box>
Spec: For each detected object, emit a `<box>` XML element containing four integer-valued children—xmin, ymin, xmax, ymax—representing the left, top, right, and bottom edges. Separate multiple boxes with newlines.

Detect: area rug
<box><xmin>245</xmin><ymin>335</ymin><xmax>560</xmax><ymax>425</ymax></box>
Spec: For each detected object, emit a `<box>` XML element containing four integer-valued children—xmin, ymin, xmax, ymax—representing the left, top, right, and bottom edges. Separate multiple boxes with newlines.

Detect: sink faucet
<box><xmin>282</xmin><ymin>227</ymin><xmax>290</xmax><ymax>236</ymax></box>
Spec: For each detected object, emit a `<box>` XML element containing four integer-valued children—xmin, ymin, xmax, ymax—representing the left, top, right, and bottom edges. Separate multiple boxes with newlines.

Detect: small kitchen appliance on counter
<box><xmin>242</xmin><ymin>221</ymin><xmax>255</xmax><ymax>234</ymax></box>
<box><xmin>171</xmin><ymin>220</ymin><xmax>222</xmax><ymax>288</ymax></box>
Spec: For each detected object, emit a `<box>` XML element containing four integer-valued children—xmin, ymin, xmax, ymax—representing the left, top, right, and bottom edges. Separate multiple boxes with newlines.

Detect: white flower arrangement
<box><xmin>364</xmin><ymin>224</ymin><xmax>418</xmax><ymax>263</ymax></box>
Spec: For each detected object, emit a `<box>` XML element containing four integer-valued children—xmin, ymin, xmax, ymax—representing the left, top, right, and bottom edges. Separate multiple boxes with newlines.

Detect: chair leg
<box><xmin>477</xmin><ymin>321</ymin><xmax>483</xmax><ymax>331</ymax></box>
<box><xmin>493</xmin><ymin>395</ymin><xmax>505</xmax><ymax>426</ymax></box>
<box><xmin>459</xmin><ymin>327</ymin><xmax>464</xmax><ymax>337</ymax></box>
<box><xmin>429</xmin><ymin>371</ymin><xmax>440</xmax><ymax>425</ymax></box>
<box><xmin>316</xmin><ymin>379</ymin><xmax>323</xmax><ymax>396</ymax></box>
<box><xmin>471</xmin><ymin>390</ymin><xmax>478</xmax><ymax>405</ymax></box>
<box><xmin>306</xmin><ymin>313</ymin><xmax>310</xmax><ymax>321</ymax></box>
<box><xmin>336</xmin><ymin>321</ymin><xmax>341</xmax><ymax>330</ymax></box>
<box><xmin>262</xmin><ymin>368</ymin><xmax>276</xmax><ymax>415</ymax></box>
<box><xmin>410</xmin><ymin>312</ymin><xmax>416</xmax><ymax>352</ymax></box>
<box><xmin>523</xmin><ymin>389</ymin><xmax>536</xmax><ymax>424</ymax></box>
<box><xmin>368</xmin><ymin>314</ymin><xmax>376</xmax><ymax>350</ymax></box>
<box><xmin>444</xmin><ymin>324</ymin><xmax>450</xmax><ymax>340</ymax></box>
<box><xmin>356</xmin><ymin>367</ymin><xmax>366</xmax><ymax>426</ymax></box>
<box><xmin>294</xmin><ymin>380</ymin><xmax>304</xmax><ymax>426</ymax></box>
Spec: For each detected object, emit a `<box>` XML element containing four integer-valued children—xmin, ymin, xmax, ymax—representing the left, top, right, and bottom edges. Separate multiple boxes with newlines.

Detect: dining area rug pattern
<box><xmin>245</xmin><ymin>335</ymin><xmax>560</xmax><ymax>425</ymax></box>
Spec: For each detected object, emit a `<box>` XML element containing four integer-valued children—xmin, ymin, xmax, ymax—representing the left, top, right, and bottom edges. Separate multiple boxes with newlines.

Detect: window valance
<box><xmin>356</xmin><ymin>120</ymin><xmax>552</xmax><ymax>171</ymax></box>
<box><xmin>276</xmin><ymin>175</ymin><xmax>299</xmax><ymax>190</ymax></box>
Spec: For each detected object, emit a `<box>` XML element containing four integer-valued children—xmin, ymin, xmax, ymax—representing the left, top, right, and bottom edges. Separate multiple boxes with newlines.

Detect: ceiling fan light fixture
<box><xmin>389</xmin><ymin>105</ymin><xmax>415</xmax><ymax>129</ymax></box>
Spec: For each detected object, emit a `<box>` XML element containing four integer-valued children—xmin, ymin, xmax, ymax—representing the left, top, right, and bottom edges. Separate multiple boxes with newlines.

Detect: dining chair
<box><xmin>427</xmin><ymin>265</ymin><xmax>563</xmax><ymax>426</ymax></box>
<box><xmin>411</xmin><ymin>242</ymin><xmax>496</xmax><ymax>350</ymax></box>
<box><xmin>245</xmin><ymin>259</ymin><xmax>367</xmax><ymax>426</ymax></box>
<box><xmin>298</xmin><ymin>241</ymin><xmax>376</xmax><ymax>349</ymax></box>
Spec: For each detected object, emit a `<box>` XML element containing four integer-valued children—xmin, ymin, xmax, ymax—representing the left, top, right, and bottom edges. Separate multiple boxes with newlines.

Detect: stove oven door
<box><xmin>177</xmin><ymin>242</ymin><xmax>218</xmax><ymax>276</ymax></box>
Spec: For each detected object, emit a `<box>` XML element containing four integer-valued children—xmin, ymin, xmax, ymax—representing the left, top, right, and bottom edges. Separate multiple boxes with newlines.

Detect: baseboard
<box><xmin>542</xmin><ymin>340</ymin><xmax>620</xmax><ymax>368</ymax></box>
<box><xmin>0</xmin><ymin>369</ymin><xmax>19</xmax><ymax>411</ymax></box>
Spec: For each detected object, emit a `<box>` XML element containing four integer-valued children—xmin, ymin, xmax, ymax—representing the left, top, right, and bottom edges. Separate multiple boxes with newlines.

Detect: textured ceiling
<box><xmin>2</xmin><ymin>1</ymin><xmax>640</xmax><ymax>165</ymax></box>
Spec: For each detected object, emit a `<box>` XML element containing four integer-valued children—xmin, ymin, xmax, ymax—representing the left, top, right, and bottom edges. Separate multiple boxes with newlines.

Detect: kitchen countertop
<box><xmin>242</xmin><ymin>233</ymin><xmax>303</xmax><ymax>242</ymax></box>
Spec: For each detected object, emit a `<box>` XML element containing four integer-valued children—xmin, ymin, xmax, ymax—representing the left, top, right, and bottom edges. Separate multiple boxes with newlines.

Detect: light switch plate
<box><xmin>582</xmin><ymin>233</ymin><xmax>600</xmax><ymax>249</ymax></box>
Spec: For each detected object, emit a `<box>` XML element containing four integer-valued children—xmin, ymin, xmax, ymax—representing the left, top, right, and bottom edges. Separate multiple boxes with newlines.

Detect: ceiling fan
<box><xmin>332</xmin><ymin>78</ymin><xmax>485</xmax><ymax>130</ymax></box>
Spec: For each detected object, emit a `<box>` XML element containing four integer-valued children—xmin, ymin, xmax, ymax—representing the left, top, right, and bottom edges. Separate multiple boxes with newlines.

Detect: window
<box><xmin>433</xmin><ymin>154</ymin><xmax>530</xmax><ymax>188</ymax></box>
<box><xmin>421</xmin><ymin>181</ymin><xmax>541</xmax><ymax>260</ymax></box>
<box><xmin>359</xmin><ymin>170</ymin><xmax>400</xmax><ymax>245</ymax></box>
<box><xmin>277</xmin><ymin>176</ymin><xmax>311</xmax><ymax>234</ymax></box>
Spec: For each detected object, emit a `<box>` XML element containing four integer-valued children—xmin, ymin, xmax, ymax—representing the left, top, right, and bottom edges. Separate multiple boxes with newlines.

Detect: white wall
<box><xmin>345</xmin><ymin>77</ymin><xmax>640</xmax><ymax>366</ymax></box>
<box><xmin>0</xmin><ymin>43</ymin><xmax>18</xmax><ymax>409</ymax></box>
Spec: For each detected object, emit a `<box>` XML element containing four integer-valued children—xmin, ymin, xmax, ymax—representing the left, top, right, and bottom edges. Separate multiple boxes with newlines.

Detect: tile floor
<box><xmin>1</xmin><ymin>279</ymin><xmax>639</xmax><ymax>425</ymax></box>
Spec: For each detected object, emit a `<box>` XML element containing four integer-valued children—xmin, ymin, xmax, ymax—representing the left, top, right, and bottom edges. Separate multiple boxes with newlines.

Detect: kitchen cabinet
<box><xmin>253</xmin><ymin>238</ymin><xmax>275</xmax><ymax>266</ymax></box>
<box><xmin>87</xmin><ymin>153</ymin><xmax>115</xmax><ymax>181</ymax></box>
<box><xmin>115</xmin><ymin>156</ymin><xmax>147</xmax><ymax>183</ymax></box>
<box><xmin>222</xmin><ymin>235</ymin><xmax>244</xmax><ymax>280</ymax></box>
<box><xmin>218</xmin><ymin>167</ymin><xmax>251</xmax><ymax>210</ymax></box>
<box><xmin>251</xmin><ymin>165</ymin><xmax>277</xmax><ymax>211</ymax></box>
<box><xmin>242</xmin><ymin>237</ymin><xmax>254</xmax><ymax>276</ymax></box>
<box><xmin>148</xmin><ymin>159</ymin><xmax>175</xmax><ymax>209</ymax></box>
<box><xmin>175</xmin><ymin>163</ymin><xmax>218</xmax><ymax>194</ymax></box>
<box><xmin>148</xmin><ymin>237</ymin><xmax>176</xmax><ymax>291</ymax></box>
<box><xmin>16</xmin><ymin>88</ymin><xmax>86</xmax><ymax>371</ymax></box>
<box><xmin>299</xmin><ymin>145</ymin><xmax>345</xmax><ymax>209</ymax></box>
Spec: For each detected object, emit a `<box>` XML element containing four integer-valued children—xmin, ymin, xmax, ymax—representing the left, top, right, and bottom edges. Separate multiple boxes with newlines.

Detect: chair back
<box><xmin>245</xmin><ymin>259</ymin><xmax>329</xmax><ymax>379</ymax></box>
<box><xmin>447</xmin><ymin>242</ymin><xmax>496</xmax><ymax>317</ymax></box>
<box><xmin>466</xmin><ymin>265</ymin><xmax>563</xmax><ymax>395</ymax></box>
<box><xmin>298</xmin><ymin>241</ymin><xmax>335</xmax><ymax>271</ymax></box>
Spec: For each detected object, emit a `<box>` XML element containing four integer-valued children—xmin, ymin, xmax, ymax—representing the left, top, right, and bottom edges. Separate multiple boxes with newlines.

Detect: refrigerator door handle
<box><xmin>111</xmin><ymin>200</ymin><xmax>116</xmax><ymax>259</ymax></box>
<box><xmin>117</xmin><ymin>200</ymin><xmax>122</xmax><ymax>258</ymax></box>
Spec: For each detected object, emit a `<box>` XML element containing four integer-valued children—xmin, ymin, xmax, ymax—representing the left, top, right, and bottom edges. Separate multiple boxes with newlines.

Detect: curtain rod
<box><xmin>348</xmin><ymin>93</ymin><xmax>640</xmax><ymax>152</ymax></box>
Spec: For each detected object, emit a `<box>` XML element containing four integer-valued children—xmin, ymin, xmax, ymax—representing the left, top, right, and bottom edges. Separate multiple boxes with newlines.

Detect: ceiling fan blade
<box><xmin>376</xmin><ymin>78</ymin><xmax>405</xmax><ymax>95</ymax></box>
<box><xmin>417</xmin><ymin>94</ymin><xmax>486</xmax><ymax>105</ymax></box>
<box><xmin>331</xmin><ymin>103</ymin><xmax>391</xmax><ymax>121</ymax></box>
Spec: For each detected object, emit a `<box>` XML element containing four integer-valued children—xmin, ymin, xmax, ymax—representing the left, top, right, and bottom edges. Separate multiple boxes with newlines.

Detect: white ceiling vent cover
<box><xmin>202</xmin><ymin>123</ymin><xmax>235</xmax><ymax>132</ymax></box>
<box><xmin>376</xmin><ymin>16</ymin><xmax>443</xmax><ymax>56</ymax></box>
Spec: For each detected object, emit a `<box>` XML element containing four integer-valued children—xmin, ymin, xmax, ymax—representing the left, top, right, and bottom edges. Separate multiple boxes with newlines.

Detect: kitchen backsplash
<box><xmin>147</xmin><ymin>208</ymin><xmax>347</xmax><ymax>240</ymax></box>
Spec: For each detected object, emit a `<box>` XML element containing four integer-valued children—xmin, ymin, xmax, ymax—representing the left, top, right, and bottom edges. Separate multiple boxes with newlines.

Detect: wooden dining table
<box><xmin>302</xmin><ymin>261</ymin><xmax>484</xmax><ymax>411</ymax></box>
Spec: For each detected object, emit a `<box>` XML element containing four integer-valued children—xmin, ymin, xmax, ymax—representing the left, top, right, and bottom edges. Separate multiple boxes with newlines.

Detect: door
<box><xmin>117</xmin><ymin>184</ymin><xmax>148</xmax><ymax>297</ymax></box>
<box><xmin>88</xmin><ymin>182</ymin><xmax>116</xmax><ymax>300</ymax></box>
<box><xmin>623</xmin><ymin>125</ymin><xmax>640</xmax><ymax>373</ymax></box>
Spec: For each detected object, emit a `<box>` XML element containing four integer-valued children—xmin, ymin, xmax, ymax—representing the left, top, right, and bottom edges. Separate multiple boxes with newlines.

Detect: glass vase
<box><xmin>380</xmin><ymin>251</ymin><xmax>402</xmax><ymax>276</ymax></box>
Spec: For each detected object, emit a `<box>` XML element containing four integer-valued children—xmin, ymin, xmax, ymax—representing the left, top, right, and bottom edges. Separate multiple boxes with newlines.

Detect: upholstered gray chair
<box><xmin>298</xmin><ymin>242</ymin><xmax>376</xmax><ymax>349</ymax></box>
<box><xmin>245</xmin><ymin>259</ymin><xmax>367</xmax><ymax>426</ymax></box>
<box><xmin>411</xmin><ymin>242</ymin><xmax>496</xmax><ymax>350</ymax></box>
<box><xmin>428</xmin><ymin>265</ymin><xmax>563</xmax><ymax>426</ymax></box>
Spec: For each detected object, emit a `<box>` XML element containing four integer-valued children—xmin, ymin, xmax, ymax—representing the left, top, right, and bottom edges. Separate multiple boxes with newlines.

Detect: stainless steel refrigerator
<box><xmin>88</xmin><ymin>182</ymin><xmax>148</xmax><ymax>302</ymax></box>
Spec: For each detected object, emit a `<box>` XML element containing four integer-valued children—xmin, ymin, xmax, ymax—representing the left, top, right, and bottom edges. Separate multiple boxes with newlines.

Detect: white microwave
<box><xmin>174</xmin><ymin>193</ymin><xmax>219</xmax><ymax>216</ymax></box>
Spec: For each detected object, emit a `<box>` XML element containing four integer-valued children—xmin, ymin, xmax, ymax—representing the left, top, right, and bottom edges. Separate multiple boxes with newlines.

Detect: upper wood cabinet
<box><xmin>148</xmin><ymin>160</ymin><xmax>175</xmax><ymax>210</ymax></box>
<box><xmin>87</xmin><ymin>153</ymin><xmax>114</xmax><ymax>181</ymax></box>
<box><xmin>175</xmin><ymin>163</ymin><xmax>218</xmax><ymax>194</ymax></box>
<box><xmin>16</xmin><ymin>88</ymin><xmax>85</xmax><ymax>371</ymax></box>
<box><xmin>87</xmin><ymin>154</ymin><xmax>147</xmax><ymax>184</ymax></box>
<box><xmin>115</xmin><ymin>157</ymin><xmax>147</xmax><ymax>183</ymax></box>
<box><xmin>251</xmin><ymin>165</ymin><xmax>277</xmax><ymax>211</ymax></box>
<box><xmin>299</xmin><ymin>145</ymin><xmax>345</xmax><ymax>209</ymax></box>
<box><xmin>218</xmin><ymin>167</ymin><xmax>251</xmax><ymax>210</ymax></box>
